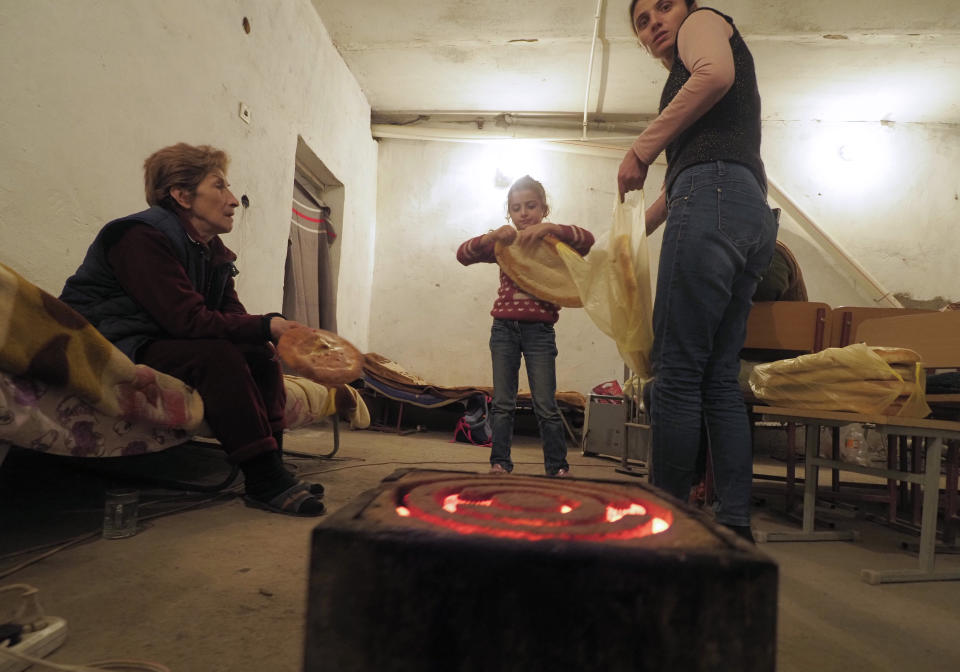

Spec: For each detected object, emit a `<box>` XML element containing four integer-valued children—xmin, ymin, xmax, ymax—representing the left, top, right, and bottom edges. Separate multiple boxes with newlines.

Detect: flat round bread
<box><xmin>278</xmin><ymin>326</ymin><xmax>364</xmax><ymax>385</ymax></box>
<box><xmin>495</xmin><ymin>235</ymin><xmax>582</xmax><ymax>308</ymax></box>
<box><xmin>612</xmin><ymin>233</ymin><xmax>639</xmax><ymax>309</ymax></box>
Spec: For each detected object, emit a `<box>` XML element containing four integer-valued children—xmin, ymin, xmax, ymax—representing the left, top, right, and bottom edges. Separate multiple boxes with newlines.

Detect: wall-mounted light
<box><xmin>837</xmin><ymin>144</ymin><xmax>858</xmax><ymax>162</ymax></box>
<box><xmin>455</xmin><ymin>142</ymin><xmax>551</xmax><ymax>224</ymax></box>
<box><xmin>490</xmin><ymin>141</ymin><xmax>545</xmax><ymax>189</ymax></box>
<box><xmin>807</xmin><ymin>122</ymin><xmax>893</xmax><ymax>194</ymax></box>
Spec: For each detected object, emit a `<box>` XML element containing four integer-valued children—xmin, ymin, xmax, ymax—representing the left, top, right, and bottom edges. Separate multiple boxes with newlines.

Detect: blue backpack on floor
<box><xmin>452</xmin><ymin>394</ymin><xmax>492</xmax><ymax>447</ymax></box>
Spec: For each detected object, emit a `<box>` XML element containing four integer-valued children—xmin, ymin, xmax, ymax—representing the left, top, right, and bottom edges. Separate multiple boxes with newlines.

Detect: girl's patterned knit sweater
<box><xmin>456</xmin><ymin>224</ymin><xmax>594</xmax><ymax>324</ymax></box>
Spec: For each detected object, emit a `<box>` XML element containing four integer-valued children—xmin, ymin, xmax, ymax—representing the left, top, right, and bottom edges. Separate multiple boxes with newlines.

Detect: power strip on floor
<box><xmin>0</xmin><ymin>616</ymin><xmax>68</xmax><ymax>672</ymax></box>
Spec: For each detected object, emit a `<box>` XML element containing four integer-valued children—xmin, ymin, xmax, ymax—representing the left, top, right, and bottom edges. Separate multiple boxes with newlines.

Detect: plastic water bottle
<box><xmin>844</xmin><ymin>427</ymin><xmax>870</xmax><ymax>467</ymax></box>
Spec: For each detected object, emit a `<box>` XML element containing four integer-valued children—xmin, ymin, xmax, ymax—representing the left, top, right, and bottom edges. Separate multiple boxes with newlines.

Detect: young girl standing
<box><xmin>457</xmin><ymin>175</ymin><xmax>594</xmax><ymax>477</ymax></box>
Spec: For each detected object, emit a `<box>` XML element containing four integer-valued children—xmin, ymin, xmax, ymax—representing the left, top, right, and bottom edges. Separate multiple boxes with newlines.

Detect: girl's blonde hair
<box><xmin>506</xmin><ymin>175</ymin><xmax>550</xmax><ymax>219</ymax></box>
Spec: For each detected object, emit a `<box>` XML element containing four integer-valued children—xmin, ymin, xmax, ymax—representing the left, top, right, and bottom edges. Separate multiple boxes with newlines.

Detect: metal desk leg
<box><xmin>899</xmin><ymin>436</ymin><xmax>909</xmax><ymax>511</ymax></box>
<box><xmin>313</xmin><ymin>415</ymin><xmax>341</xmax><ymax>459</ymax></box>
<box><xmin>616</xmin><ymin>420</ymin><xmax>649</xmax><ymax>478</ymax></box>
<box><xmin>758</xmin><ymin>421</ymin><xmax>858</xmax><ymax>544</ymax></box>
<box><xmin>861</xmin><ymin>437</ymin><xmax>960</xmax><ymax>584</ymax></box>
<box><xmin>946</xmin><ymin>442</ymin><xmax>959</xmax><ymax>546</ymax></box>
<box><xmin>919</xmin><ymin>437</ymin><xmax>943</xmax><ymax>572</ymax></box>
<box><xmin>802</xmin><ymin>421</ymin><xmax>819</xmax><ymax>533</ymax></box>
<box><xmin>558</xmin><ymin>409</ymin><xmax>580</xmax><ymax>448</ymax></box>
<box><xmin>887</xmin><ymin>434</ymin><xmax>898</xmax><ymax>524</ymax></box>
<box><xmin>912</xmin><ymin>436</ymin><xmax>923</xmax><ymax>526</ymax></box>
<box><xmin>785</xmin><ymin>422</ymin><xmax>797</xmax><ymax>513</ymax></box>
<box><xmin>831</xmin><ymin>425</ymin><xmax>840</xmax><ymax>493</ymax></box>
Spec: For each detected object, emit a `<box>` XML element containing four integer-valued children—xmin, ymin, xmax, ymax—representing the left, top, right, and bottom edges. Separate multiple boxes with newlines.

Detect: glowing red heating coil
<box><xmin>394</xmin><ymin>475</ymin><xmax>673</xmax><ymax>542</ymax></box>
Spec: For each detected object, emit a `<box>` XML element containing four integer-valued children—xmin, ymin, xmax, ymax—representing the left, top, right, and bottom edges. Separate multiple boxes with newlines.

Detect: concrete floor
<box><xmin>1</xmin><ymin>424</ymin><xmax>959</xmax><ymax>671</ymax></box>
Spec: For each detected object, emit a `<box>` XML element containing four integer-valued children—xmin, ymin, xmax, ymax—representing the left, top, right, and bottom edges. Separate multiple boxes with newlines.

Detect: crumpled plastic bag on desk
<box><xmin>748</xmin><ymin>342</ymin><xmax>931</xmax><ymax>418</ymax></box>
<box><xmin>557</xmin><ymin>192</ymin><xmax>654</xmax><ymax>381</ymax></box>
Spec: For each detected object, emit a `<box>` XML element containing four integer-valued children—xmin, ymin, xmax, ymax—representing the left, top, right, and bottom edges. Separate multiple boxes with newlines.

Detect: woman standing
<box><xmin>617</xmin><ymin>0</ymin><xmax>778</xmax><ymax>541</ymax></box>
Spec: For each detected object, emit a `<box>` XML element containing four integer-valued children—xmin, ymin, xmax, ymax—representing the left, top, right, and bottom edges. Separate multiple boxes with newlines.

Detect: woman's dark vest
<box><xmin>660</xmin><ymin>8</ymin><xmax>766</xmax><ymax>195</ymax></box>
<box><xmin>59</xmin><ymin>206</ymin><xmax>238</xmax><ymax>360</ymax></box>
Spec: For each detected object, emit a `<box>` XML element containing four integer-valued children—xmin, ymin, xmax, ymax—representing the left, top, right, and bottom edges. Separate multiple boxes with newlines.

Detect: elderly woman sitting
<box><xmin>60</xmin><ymin>142</ymin><xmax>331</xmax><ymax>516</ymax></box>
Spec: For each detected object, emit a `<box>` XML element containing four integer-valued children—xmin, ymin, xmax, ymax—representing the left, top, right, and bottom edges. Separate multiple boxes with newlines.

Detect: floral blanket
<box><xmin>0</xmin><ymin>371</ymin><xmax>337</xmax><ymax>458</ymax></box>
<box><xmin>0</xmin><ymin>262</ymin><xmax>204</xmax><ymax>429</ymax></box>
<box><xmin>0</xmin><ymin>263</ymin><xmax>344</xmax><ymax>458</ymax></box>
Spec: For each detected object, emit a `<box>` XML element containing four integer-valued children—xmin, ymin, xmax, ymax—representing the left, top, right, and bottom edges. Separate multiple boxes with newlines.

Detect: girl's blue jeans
<box><xmin>489</xmin><ymin>319</ymin><xmax>568</xmax><ymax>475</ymax></box>
<box><xmin>649</xmin><ymin>161</ymin><xmax>778</xmax><ymax>526</ymax></box>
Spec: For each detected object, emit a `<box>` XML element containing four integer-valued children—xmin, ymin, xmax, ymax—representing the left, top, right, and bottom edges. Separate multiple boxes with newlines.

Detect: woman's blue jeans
<box><xmin>489</xmin><ymin>319</ymin><xmax>568</xmax><ymax>475</ymax></box>
<box><xmin>649</xmin><ymin>161</ymin><xmax>778</xmax><ymax>526</ymax></box>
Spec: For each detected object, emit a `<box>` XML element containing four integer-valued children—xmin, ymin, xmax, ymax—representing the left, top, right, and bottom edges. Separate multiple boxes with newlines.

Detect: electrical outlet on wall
<box><xmin>238</xmin><ymin>103</ymin><xmax>251</xmax><ymax>124</ymax></box>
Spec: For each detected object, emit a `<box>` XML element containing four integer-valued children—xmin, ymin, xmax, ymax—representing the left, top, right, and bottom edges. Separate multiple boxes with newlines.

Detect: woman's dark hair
<box><xmin>629</xmin><ymin>0</ymin><xmax>696</xmax><ymax>35</ymax></box>
<box><xmin>143</xmin><ymin>143</ymin><xmax>229</xmax><ymax>207</ymax></box>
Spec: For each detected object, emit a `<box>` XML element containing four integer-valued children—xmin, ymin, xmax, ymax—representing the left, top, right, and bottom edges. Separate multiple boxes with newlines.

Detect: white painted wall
<box><xmin>371</xmin><ymin>139</ymin><xmax>639</xmax><ymax>394</ymax></box>
<box><xmin>2</xmin><ymin>0</ymin><xmax>956</xmax><ymax>387</ymax></box>
<box><xmin>763</xmin><ymin>206</ymin><xmax>875</xmax><ymax>308</ymax></box>
<box><xmin>0</xmin><ymin>0</ymin><xmax>377</xmax><ymax>349</ymax></box>
<box><xmin>372</xmin><ymin>120</ymin><xmax>960</xmax><ymax>390</ymax></box>
<box><xmin>765</xmin><ymin>121</ymin><xmax>960</xmax><ymax>307</ymax></box>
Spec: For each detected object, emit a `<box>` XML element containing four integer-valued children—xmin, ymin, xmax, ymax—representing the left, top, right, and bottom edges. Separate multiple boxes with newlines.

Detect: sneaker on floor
<box><xmin>553</xmin><ymin>468</ymin><xmax>570</xmax><ymax>478</ymax></box>
<box><xmin>489</xmin><ymin>463</ymin><xmax>510</xmax><ymax>475</ymax></box>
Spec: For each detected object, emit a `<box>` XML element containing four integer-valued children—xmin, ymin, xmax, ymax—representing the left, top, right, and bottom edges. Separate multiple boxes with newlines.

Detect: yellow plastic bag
<box><xmin>556</xmin><ymin>192</ymin><xmax>654</xmax><ymax>380</ymax></box>
<box><xmin>748</xmin><ymin>343</ymin><xmax>931</xmax><ymax>418</ymax></box>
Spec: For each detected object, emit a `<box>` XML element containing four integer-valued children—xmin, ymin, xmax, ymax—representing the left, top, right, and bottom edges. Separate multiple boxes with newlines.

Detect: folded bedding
<box><xmin>0</xmin><ymin>262</ymin><xmax>203</xmax><ymax>429</ymax></box>
<box><xmin>0</xmin><ymin>263</ymin><xmax>360</xmax><ymax>457</ymax></box>
<box><xmin>0</xmin><ymin>370</ymin><xmax>347</xmax><ymax>458</ymax></box>
<box><xmin>363</xmin><ymin>352</ymin><xmax>586</xmax><ymax>412</ymax></box>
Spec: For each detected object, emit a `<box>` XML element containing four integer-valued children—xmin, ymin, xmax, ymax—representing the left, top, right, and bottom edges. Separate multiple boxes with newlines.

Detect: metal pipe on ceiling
<box><xmin>582</xmin><ymin>0</ymin><xmax>606</xmax><ymax>141</ymax></box>
<box><xmin>502</xmin><ymin>114</ymin><xmax>645</xmax><ymax>134</ymax></box>
<box><xmin>370</xmin><ymin>114</ymin><xmax>648</xmax><ymax>139</ymax></box>
<box><xmin>371</xmin><ymin>111</ymin><xmax>653</xmax><ymax>121</ymax></box>
<box><xmin>370</xmin><ymin>122</ymin><xmax>639</xmax><ymax>144</ymax></box>
<box><xmin>369</xmin><ymin>124</ymin><xmax>901</xmax><ymax>309</ymax></box>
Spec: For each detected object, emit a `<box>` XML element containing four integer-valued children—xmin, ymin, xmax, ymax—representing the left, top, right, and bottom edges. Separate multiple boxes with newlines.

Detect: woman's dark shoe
<box><xmin>243</xmin><ymin>482</ymin><xmax>326</xmax><ymax>517</ymax></box>
<box><xmin>275</xmin><ymin>430</ymin><xmax>325</xmax><ymax>497</ymax></box>
<box><xmin>724</xmin><ymin>524</ymin><xmax>755</xmax><ymax>544</ymax></box>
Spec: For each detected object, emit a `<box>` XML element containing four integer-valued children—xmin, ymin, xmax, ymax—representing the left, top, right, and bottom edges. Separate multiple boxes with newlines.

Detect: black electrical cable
<box><xmin>116</xmin><ymin>465</ymin><xmax>242</xmax><ymax>493</ymax></box>
<box><xmin>0</xmin><ymin>622</ymin><xmax>23</xmax><ymax>647</ymax></box>
<box><xmin>67</xmin><ymin>454</ymin><xmax>242</xmax><ymax>494</ymax></box>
